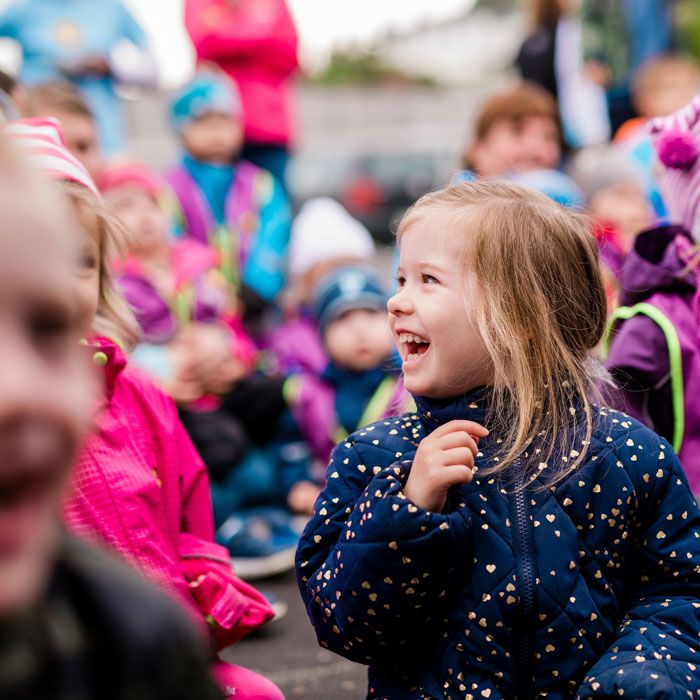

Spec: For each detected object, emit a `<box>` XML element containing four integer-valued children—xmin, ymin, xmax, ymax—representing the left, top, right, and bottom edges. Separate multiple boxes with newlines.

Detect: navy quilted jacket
<box><xmin>296</xmin><ymin>390</ymin><xmax>700</xmax><ymax>699</ymax></box>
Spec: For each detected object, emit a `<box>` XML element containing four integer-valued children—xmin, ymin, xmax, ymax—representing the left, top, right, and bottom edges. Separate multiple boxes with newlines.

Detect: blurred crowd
<box><xmin>0</xmin><ymin>0</ymin><xmax>699</xmax><ymax>698</ymax></box>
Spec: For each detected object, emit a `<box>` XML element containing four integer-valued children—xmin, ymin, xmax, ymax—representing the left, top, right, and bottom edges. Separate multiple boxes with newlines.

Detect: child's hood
<box><xmin>618</xmin><ymin>224</ymin><xmax>696</xmax><ymax>307</ymax></box>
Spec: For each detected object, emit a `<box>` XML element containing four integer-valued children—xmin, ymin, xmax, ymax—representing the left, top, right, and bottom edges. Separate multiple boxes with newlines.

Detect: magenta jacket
<box><xmin>63</xmin><ymin>338</ymin><xmax>273</xmax><ymax>650</ymax></box>
<box><xmin>185</xmin><ymin>0</ymin><xmax>298</xmax><ymax>146</ymax></box>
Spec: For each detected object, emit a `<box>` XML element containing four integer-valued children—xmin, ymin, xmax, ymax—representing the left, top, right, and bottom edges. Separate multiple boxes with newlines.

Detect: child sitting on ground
<box><xmin>605</xmin><ymin>93</ymin><xmax>700</xmax><ymax>497</ymax></box>
<box><xmin>7</xmin><ymin>118</ymin><xmax>283</xmax><ymax>700</ymax></box>
<box><xmin>287</xmin><ymin>265</ymin><xmax>404</xmax><ymax>467</ymax></box>
<box><xmin>166</xmin><ymin>71</ymin><xmax>291</xmax><ymax>327</ymax></box>
<box><xmin>298</xmin><ymin>179</ymin><xmax>700</xmax><ymax>699</ymax></box>
<box><xmin>101</xmin><ymin>161</ymin><xmax>305</xmax><ymax>580</ymax></box>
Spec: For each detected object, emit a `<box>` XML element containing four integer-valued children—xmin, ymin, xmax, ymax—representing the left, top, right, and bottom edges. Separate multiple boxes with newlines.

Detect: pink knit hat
<box><xmin>99</xmin><ymin>162</ymin><xmax>163</xmax><ymax>200</ymax></box>
<box><xmin>3</xmin><ymin>118</ymin><xmax>99</xmax><ymax>195</ymax></box>
<box><xmin>650</xmin><ymin>94</ymin><xmax>700</xmax><ymax>240</ymax></box>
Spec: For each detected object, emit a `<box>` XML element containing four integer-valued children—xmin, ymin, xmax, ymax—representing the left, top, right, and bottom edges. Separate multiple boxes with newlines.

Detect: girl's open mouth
<box><xmin>397</xmin><ymin>332</ymin><xmax>431</xmax><ymax>365</ymax></box>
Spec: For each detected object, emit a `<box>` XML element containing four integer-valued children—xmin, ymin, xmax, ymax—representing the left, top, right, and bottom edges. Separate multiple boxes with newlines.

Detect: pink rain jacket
<box><xmin>185</xmin><ymin>0</ymin><xmax>298</xmax><ymax>146</ymax></box>
<box><xmin>63</xmin><ymin>338</ymin><xmax>273</xmax><ymax>650</ymax></box>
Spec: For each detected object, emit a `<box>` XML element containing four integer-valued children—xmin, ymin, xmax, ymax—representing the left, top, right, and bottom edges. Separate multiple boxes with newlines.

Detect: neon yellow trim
<box><xmin>173</xmin><ymin>287</ymin><xmax>192</xmax><ymax>326</ymax></box>
<box><xmin>282</xmin><ymin>375</ymin><xmax>302</xmax><ymax>407</ymax></box>
<box><xmin>604</xmin><ymin>302</ymin><xmax>685</xmax><ymax>453</ymax></box>
<box><xmin>334</xmin><ymin>376</ymin><xmax>399</xmax><ymax>442</ymax></box>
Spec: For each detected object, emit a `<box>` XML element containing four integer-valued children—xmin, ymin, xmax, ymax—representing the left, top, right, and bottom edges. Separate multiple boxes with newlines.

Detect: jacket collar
<box><xmin>84</xmin><ymin>337</ymin><xmax>127</xmax><ymax>403</ymax></box>
<box><xmin>414</xmin><ymin>387</ymin><xmax>490</xmax><ymax>436</ymax></box>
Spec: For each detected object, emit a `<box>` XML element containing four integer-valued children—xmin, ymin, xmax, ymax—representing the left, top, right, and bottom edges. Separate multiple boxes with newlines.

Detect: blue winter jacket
<box><xmin>296</xmin><ymin>389</ymin><xmax>700</xmax><ymax>699</ymax></box>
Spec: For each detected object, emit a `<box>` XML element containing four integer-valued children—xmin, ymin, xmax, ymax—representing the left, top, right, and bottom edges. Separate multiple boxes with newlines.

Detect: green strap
<box><xmin>334</xmin><ymin>376</ymin><xmax>400</xmax><ymax>443</ymax></box>
<box><xmin>603</xmin><ymin>302</ymin><xmax>685</xmax><ymax>453</ymax></box>
<box><xmin>173</xmin><ymin>286</ymin><xmax>192</xmax><ymax>326</ymax></box>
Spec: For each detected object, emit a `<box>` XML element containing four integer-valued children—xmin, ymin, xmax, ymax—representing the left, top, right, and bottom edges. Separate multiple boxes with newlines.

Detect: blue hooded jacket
<box><xmin>296</xmin><ymin>389</ymin><xmax>700</xmax><ymax>699</ymax></box>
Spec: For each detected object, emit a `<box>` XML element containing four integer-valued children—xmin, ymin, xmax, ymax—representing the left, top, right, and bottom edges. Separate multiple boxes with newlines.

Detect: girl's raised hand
<box><xmin>403</xmin><ymin>420</ymin><xmax>488</xmax><ymax>513</ymax></box>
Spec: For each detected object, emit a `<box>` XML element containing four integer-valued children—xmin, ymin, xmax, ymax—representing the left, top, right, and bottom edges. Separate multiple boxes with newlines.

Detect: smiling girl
<box><xmin>297</xmin><ymin>180</ymin><xmax>700</xmax><ymax>699</ymax></box>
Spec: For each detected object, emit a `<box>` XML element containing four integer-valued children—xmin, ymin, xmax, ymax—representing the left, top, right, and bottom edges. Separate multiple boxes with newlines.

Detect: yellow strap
<box><xmin>335</xmin><ymin>376</ymin><xmax>400</xmax><ymax>442</ymax></box>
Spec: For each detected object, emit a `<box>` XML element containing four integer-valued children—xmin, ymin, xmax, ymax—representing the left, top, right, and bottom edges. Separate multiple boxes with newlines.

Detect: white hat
<box><xmin>288</xmin><ymin>197</ymin><xmax>376</xmax><ymax>281</ymax></box>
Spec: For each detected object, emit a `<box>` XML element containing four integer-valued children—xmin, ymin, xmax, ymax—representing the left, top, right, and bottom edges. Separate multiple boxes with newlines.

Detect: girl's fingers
<box><xmin>433</xmin><ymin>419</ymin><xmax>489</xmax><ymax>439</ymax></box>
<box><xmin>439</xmin><ymin>431</ymin><xmax>479</xmax><ymax>455</ymax></box>
<box><xmin>434</xmin><ymin>464</ymin><xmax>474</xmax><ymax>488</ymax></box>
<box><xmin>441</xmin><ymin>447</ymin><xmax>476</xmax><ymax>469</ymax></box>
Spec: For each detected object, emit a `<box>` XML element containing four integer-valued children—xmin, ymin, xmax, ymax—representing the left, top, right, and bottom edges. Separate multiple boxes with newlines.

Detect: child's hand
<box><xmin>204</xmin><ymin>356</ymin><xmax>248</xmax><ymax>395</ymax></box>
<box><xmin>178</xmin><ymin>324</ymin><xmax>232</xmax><ymax>385</ymax></box>
<box><xmin>404</xmin><ymin>420</ymin><xmax>488</xmax><ymax>512</ymax></box>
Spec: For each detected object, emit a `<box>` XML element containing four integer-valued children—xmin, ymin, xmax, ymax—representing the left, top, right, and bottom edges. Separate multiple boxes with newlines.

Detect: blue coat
<box><xmin>296</xmin><ymin>389</ymin><xmax>700</xmax><ymax>699</ymax></box>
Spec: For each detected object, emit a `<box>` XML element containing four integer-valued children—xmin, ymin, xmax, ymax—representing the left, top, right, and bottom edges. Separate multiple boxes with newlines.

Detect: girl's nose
<box><xmin>387</xmin><ymin>288</ymin><xmax>413</xmax><ymax>316</ymax></box>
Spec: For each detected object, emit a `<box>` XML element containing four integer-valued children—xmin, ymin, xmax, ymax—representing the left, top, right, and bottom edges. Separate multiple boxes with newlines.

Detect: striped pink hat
<box><xmin>650</xmin><ymin>94</ymin><xmax>700</xmax><ymax>240</ymax></box>
<box><xmin>3</xmin><ymin>118</ymin><xmax>99</xmax><ymax>195</ymax></box>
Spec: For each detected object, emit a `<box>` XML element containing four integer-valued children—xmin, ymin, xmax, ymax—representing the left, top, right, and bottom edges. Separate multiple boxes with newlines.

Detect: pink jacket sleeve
<box><xmin>185</xmin><ymin>0</ymin><xmax>298</xmax><ymax>77</ymax></box>
<box><xmin>133</xmin><ymin>370</ymin><xmax>274</xmax><ymax>649</ymax></box>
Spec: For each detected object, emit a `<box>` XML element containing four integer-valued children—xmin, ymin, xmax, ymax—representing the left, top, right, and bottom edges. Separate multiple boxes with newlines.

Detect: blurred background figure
<box><xmin>458</xmin><ymin>81</ymin><xmax>562</xmax><ymax>178</ymax></box>
<box><xmin>0</xmin><ymin>0</ymin><xmax>156</xmax><ymax>154</ymax></box>
<box><xmin>184</xmin><ymin>0</ymin><xmax>299</xmax><ymax>188</ymax></box>
<box><xmin>23</xmin><ymin>81</ymin><xmax>103</xmax><ymax>181</ymax></box>
<box><xmin>516</xmin><ymin>0</ymin><xmax>611</xmax><ymax>147</ymax></box>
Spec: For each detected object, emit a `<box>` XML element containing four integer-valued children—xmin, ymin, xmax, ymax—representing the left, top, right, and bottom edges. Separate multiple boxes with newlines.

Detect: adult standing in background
<box><xmin>185</xmin><ymin>0</ymin><xmax>299</xmax><ymax>189</ymax></box>
<box><xmin>0</xmin><ymin>0</ymin><xmax>157</xmax><ymax>155</ymax></box>
<box><xmin>516</xmin><ymin>0</ymin><xmax>611</xmax><ymax>149</ymax></box>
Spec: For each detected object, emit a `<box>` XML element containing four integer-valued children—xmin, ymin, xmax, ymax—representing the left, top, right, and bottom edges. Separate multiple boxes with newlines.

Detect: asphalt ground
<box><xmin>221</xmin><ymin>569</ymin><xmax>367</xmax><ymax>699</ymax></box>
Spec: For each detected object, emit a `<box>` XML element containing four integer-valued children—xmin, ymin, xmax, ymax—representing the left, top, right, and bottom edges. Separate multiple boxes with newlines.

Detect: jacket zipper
<box><xmin>509</xmin><ymin>471</ymin><xmax>537</xmax><ymax>700</ymax></box>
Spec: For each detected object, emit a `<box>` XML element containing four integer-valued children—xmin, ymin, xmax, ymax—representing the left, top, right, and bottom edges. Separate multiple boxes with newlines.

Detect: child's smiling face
<box><xmin>389</xmin><ymin>217</ymin><xmax>493</xmax><ymax>398</ymax></box>
<box><xmin>0</xmin><ymin>177</ymin><xmax>94</xmax><ymax>617</ymax></box>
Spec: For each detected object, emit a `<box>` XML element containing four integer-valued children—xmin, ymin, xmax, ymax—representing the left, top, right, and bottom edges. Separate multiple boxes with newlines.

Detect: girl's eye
<box><xmin>396</xmin><ymin>275</ymin><xmax>406</xmax><ymax>288</ymax></box>
<box><xmin>422</xmin><ymin>273</ymin><xmax>439</xmax><ymax>285</ymax></box>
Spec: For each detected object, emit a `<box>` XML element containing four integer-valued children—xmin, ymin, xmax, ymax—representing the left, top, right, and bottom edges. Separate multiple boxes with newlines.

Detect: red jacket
<box><xmin>63</xmin><ymin>338</ymin><xmax>273</xmax><ymax>650</ymax></box>
<box><xmin>185</xmin><ymin>0</ymin><xmax>298</xmax><ymax>146</ymax></box>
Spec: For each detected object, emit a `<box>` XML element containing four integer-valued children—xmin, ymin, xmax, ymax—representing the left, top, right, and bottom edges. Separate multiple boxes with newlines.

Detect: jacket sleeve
<box><xmin>184</xmin><ymin>0</ymin><xmax>298</xmax><ymax>76</ymax></box>
<box><xmin>241</xmin><ymin>172</ymin><xmax>291</xmax><ymax>301</ymax></box>
<box><xmin>296</xmin><ymin>437</ymin><xmax>474</xmax><ymax>665</ymax></box>
<box><xmin>577</xmin><ymin>441</ymin><xmax>700</xmax><ymax>699</ymax></box>
<box><xmin>146</xmin><ymin>386</ymin><xmax>275</xmax><ymax>649</ymax></box>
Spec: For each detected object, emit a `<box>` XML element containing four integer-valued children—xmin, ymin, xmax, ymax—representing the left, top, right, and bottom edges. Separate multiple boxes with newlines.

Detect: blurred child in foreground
<box><xmin>6</xmin><ymin>118</ymin><xmax>283</xmax><ymax>699</ymax></box>
<box><xmin>0</xmin><ymin>130</ymin><xmax>220</xmax><ymax>699</ymax></box>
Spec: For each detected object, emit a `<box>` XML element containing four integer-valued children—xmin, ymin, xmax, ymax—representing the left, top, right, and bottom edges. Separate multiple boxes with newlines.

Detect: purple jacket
<box><xmin>117</xmin><ymin>239</ymin><xmax>229</xmax><ymax>344</ymax></box>
<box><xmin>605</xmin><ymin>224</ymin><xmax>700</xmax><ymax>491</ymax></box>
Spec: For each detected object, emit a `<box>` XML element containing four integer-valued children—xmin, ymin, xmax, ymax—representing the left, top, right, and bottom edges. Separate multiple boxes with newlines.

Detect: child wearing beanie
<box><xmin>285</xmin><ymin>265</ymin><xmax>410</xmax><ymax>468</ymax></box>
<box><xmin>166</xmin><ymin>71</ymin><xmax>291</xmax><ymax>326</ymax></box>
<box><xmin>605</xmin><ymin>93</ymin><xmax>700</xmax><ymax>496</ymax></box>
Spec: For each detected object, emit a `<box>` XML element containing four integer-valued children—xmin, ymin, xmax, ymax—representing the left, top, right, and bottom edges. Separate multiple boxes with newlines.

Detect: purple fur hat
<box><xmin>650</xmin><ymin>93</ymin><xmax>700</xmax><ymax>240</ymax></box>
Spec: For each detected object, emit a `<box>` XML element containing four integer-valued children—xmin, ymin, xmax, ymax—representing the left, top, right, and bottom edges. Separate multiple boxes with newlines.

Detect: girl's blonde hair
<box><xmin>60</xmin><ymin>181</ymin><xmax>139</xmax><ymax>348</ymax></box>
<box><xmin>397</xmin><ymin>180</ymin><xmax>607</xmax><ymax>487</ymax></box>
